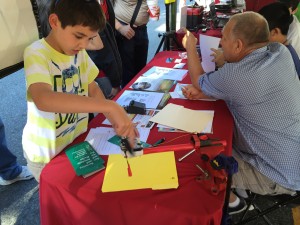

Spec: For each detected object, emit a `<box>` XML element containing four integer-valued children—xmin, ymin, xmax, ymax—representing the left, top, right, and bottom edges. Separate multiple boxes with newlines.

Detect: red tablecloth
<box><xmin>40</xmin><ymin>51</ymin><xmax>233</xmax><ymax>225</ymax></box>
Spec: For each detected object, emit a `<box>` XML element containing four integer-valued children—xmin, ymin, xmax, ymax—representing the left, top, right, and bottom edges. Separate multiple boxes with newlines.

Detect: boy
<box><xmin>259</xmin><ymin>2</ymin><xmax>300</xmax><ymax>77</ymax></box>
<box><xmin>23</xmin><ymin>0</ymin><xmax>138</xmax><ymax>181</ymax></box>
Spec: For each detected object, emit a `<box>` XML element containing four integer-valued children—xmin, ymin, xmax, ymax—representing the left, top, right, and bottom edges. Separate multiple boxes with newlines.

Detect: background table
<box><xmin>40</xmin><ymin>51</ymin><xmax>233</xmax><ymax>225</ymax></box>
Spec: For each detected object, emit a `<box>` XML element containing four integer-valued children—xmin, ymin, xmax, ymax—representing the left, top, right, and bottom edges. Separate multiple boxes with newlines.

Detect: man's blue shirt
<box><xmin>199</xmin><ymin>43</ymin><xmax>300</xmax><ymax>190</ymax></box>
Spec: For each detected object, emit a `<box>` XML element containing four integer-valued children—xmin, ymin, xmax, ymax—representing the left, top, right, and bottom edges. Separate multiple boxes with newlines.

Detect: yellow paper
<box><xmin>102</xmin><ymin>152</ymin><xmax>178</xmax><ymax>192</ymax></box>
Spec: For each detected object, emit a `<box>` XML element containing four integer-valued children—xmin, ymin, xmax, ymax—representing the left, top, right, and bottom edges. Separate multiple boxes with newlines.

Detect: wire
<box><xmin>158</xmin><ymin>133</ymin><xmax>191</xmax><ymax>146</ymax></box>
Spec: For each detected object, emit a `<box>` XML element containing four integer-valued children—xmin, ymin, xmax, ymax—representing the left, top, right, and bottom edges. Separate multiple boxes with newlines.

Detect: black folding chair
<box><xmin>234</xmin><ymin>191</ymin><xmax>300</xmax><ymax>225</ymax></box>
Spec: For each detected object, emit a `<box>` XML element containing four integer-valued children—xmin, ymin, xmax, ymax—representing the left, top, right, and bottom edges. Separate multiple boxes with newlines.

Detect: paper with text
<box><xmin>116</xmin><ymin>90</ymin><xmax>164</xmax><ymax>109</ymax></box>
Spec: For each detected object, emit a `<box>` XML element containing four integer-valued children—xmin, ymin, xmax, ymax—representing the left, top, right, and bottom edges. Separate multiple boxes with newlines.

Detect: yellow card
<box><xmin>102</xmin><ymin>152</ymin><xmax>178</xmax><ymax>192</ymax></box>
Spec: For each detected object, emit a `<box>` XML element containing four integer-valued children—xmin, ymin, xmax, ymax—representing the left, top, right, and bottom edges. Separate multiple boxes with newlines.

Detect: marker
<box><xmin>153</xmin><ymin>138</ymin><xmax>165</xmax><ymax>147</ymax></box>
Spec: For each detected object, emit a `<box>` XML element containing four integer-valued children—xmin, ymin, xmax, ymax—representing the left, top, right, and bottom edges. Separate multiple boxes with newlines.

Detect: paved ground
<box><xmin>0</xmin><ymin>1</ymin><xmax>297</xmax><ymax>225</ymax></box>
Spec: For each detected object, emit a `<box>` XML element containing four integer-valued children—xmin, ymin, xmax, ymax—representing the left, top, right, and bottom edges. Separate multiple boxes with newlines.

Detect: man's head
<box><xmin>277</xmin><ymin>0</ymin><xmax>299</xmax><ymax>14</ymax></box>
<box><xmin>220</xmin><ymin>12</ymin><xmax>269</xmax><ymax>62</ymax></box>
<box><xmin>47</xmin><ymin>0</ymin><xmax>106</xmax><ymax>55</ymax></box>
<box><xmin>259</xmin><ymin>2</ymin><xmax>293</xmax><ymax>43</ymax></box>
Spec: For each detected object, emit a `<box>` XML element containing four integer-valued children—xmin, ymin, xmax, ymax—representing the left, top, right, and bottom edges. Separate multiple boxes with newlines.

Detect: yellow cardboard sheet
<box><xmin>102</xmin><ymin>152</ymin><xmax>178</xmax><ymax>192</ymax></box>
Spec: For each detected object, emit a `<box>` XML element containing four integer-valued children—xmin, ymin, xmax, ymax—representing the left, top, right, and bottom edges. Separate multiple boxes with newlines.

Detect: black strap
<box><xmin>130</xmin><ymin>0</ymin><xmax>143</xmax><ymax>27</ymax></box>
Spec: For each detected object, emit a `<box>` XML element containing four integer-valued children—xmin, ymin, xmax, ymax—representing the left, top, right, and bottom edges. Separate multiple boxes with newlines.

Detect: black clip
<box><xmin>120</xmin><ymin>137</ymin><xmax>143</xmax><ymax>156</ymax></box>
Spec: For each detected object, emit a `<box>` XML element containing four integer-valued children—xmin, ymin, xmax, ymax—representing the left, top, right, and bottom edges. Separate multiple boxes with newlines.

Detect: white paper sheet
<box><xmin>199</xmin><ymin>34</ymin><xmax>221</xmax><ymax>72</ymax></box>
<box><xmin>142</xmin><ymin>66</ymin><xmax>188</xmax><ymax>81</ymax></box>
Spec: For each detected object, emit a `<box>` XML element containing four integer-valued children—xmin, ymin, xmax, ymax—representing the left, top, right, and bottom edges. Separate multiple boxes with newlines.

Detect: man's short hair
<box><xmin>259</xmin><ymin>2</ymin><xmax>293</xmax><ymax>35</ymax></box>
<box><xmin>277</xmin><ymin>0</ymin><xmax>300</xmax><ymax>11</ymax></box>
<box><xmin>230</xmin><ymin>12</ymin><xmax>270</xmax><ymax>47</ymax></box>
<box><xmin>50</xmin><ymin>0</ymin><xmax>105</xmax><ymax>31</ymax></box>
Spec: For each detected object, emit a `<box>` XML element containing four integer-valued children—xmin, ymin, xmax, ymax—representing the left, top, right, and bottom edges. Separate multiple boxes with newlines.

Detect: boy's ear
<box><xmin>272</xmin><ymin>28</ymin><xmax>282</xmax><ymax>36</ymax></box>
<box><xmin>48</xmin><ymin>14</ymin><xmax>60</xmax><ymax>29</ymax></box>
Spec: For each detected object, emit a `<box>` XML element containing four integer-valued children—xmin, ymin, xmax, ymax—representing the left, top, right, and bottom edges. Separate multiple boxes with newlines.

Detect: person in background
<box><xmin>182</xmin><ymin>12</ymin><xmax>300</xmax><ymax>215</ymax></box>
<box><xmin>0</xmin><ymin>116</ymin><xmax>33</xmax><ymax>185</ymax></box>
<box><xmin>277</xmin><ymin>0</ymin><xmax>300</xmax><ymax>57</ymax></box>
<box><xmin>87</xmin><ymin>0</ymin><xmax>123</xmax><ymax>99</ymax></box>
<box><xmin>23</xmin><ymin>0</ymin><xmax>138</xmax><ymax>181</ymax></box>
<box><xmin>112</xmin><ymin>0</ymin><xmax>160</xmax><ymax>87</ymax></box>
<box><xmin>259</xmin><ymin>2</ymin><xmax>300</xmax><ymax>77</ymax></box>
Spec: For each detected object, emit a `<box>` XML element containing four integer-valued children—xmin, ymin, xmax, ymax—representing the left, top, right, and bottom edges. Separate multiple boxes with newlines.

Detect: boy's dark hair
<box><xmin>259</xmin><ymin>2</ymin><xmax>293</xmax><ymax>35</ymax></box>
<box><xmin>50</xmin><ymin>0</ymin><xmax>105</xmax><ymax>31</ymax></box>
<box><xmin>277</xmin><ymin>0</ymin><xmax>300</xmax><ymax>11</ymax></box>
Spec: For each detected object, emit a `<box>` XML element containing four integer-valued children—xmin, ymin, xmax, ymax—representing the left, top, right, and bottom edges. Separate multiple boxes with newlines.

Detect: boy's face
<box><xmin>49</xmin><ymin>14</ymin><xmax>98</xmax><ymax>55</ymax></box>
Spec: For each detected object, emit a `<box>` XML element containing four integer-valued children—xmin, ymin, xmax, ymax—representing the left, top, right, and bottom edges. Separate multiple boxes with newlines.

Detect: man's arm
<box><xmin>182</xmin><ymin>29</ymin><xmax>205</xmax><ymax>89</ymax></box>
<box><xmin>182</xmin><ymin>84</ymin><xmax>212</xmax><ymax>100</ymax></box>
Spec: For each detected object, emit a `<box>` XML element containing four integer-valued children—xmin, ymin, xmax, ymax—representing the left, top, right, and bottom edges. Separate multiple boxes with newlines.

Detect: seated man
<box><xmin>277</xmin><ymin>0</ymin><xmax>300</xmax><ymax>57</ymax></box>
<box><xmin>212</xmin><ymin>2</ymin><xmax>300</xmax><ymax>76</ymax></box>
<box><xmin>259</xmin><ymin>2</ymin><xmax>300</xmax><ymax>77</ymax></box>
<box><xmin>181</xmin><ymin>12</ymin><xmax>300</xmax><ymax>215</ymax></box>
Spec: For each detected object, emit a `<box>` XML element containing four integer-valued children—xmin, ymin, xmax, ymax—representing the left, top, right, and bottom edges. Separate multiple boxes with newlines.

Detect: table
<box><xmin>40</xmin><ymin>51</ymin><xmax>233</xmax><ymax>225</ymax></box>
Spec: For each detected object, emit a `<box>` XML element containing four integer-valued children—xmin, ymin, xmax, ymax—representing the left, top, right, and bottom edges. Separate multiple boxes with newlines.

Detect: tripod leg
<box><xmin>171</xmin><ymin>35</ymin><xmax>183</xmax><ymax>51</ymax></box>
<box><xmin>155</xmin><ymin>35</ymin><xmax>165</xmax><ymax>55</ymax></box>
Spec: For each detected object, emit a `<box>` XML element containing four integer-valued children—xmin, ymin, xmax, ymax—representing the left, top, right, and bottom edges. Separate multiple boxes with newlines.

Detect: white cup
<box><xmin>147</xmin><ymin>0</ymin><xmax>159</xmax><ymax>21</ymax></box>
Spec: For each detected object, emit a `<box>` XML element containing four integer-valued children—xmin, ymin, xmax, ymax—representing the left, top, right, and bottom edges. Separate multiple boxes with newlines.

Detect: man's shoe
<box><xmin>228</xmin><ymin>197</ymin><xmax>247</xmax><ymax>215</ymax></box>
<box><xmin>0</xmin><ymin>166</ymin><xmax>33</xmax><ymax>185</ymax></box>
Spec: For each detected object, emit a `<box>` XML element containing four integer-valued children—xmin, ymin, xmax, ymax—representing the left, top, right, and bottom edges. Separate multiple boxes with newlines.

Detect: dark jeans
<box><xmin>0</xmin><ymin>116</ymin><xmax>21</xmax><ymax>180</ymax></box>
<box><xmin>116</xmin><ymin>25</ymin><xmax>149</xmax><ymax>87</ymax></box>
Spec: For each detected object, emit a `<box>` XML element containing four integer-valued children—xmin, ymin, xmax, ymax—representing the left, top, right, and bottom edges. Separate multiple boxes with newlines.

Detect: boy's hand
<box><xmin>105</xmin><ymin>103</ymin><xmax>139</xmax><ymax>147</ymax></box>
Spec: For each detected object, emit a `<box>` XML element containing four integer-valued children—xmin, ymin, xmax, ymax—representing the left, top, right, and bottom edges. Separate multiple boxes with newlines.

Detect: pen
<box><xmin>153</xmin><ymin>138</ymin><xmax>165</xmax><ymax>147</ymax></box>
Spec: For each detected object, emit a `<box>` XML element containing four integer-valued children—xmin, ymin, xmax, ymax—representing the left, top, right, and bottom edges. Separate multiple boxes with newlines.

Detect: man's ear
<box><xmin>48</xmin><ymin>14</ymin><xmax>60</xmax><ymax>29</ymax></box>
<box><xmin>234</xmin><ymin>38</ymin><xmax>243</xmax><ymax>54</ymax></box>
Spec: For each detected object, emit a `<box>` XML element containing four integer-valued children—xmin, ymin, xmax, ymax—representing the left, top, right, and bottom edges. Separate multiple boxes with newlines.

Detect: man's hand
<box><xmin>181</xmin><ymin>28</ymin><xmax>198</xmax><ymax>51</ymax></box>
<box><xmin>182</xmin><ymin>84</ymin><xmax>206</xmax><ymax>100</ymax></box>
<box><xmin>118</xmin><ymin>24</ymin><xmax>135</xmax><ymax>40</ymax></box>
<box><xmin>211</xmin><ymin>48</ymin><xmax>226</xmax><ymax>68</ymax></box>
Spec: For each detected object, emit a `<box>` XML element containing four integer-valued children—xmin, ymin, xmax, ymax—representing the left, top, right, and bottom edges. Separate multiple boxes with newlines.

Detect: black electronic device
<box><xmin>124</xmin><ymin>100</ymin><xmax>146</xmax><ymax>115</ymax></box>
<box><xmin>215</xmin><ymin>3</ymin><xmax>232</xmax><ymax>12</ymax></box>
<box><xmin>209</xmin><ymin>2</ymin><xmax>230</xmax><ymax>28</ymax></box>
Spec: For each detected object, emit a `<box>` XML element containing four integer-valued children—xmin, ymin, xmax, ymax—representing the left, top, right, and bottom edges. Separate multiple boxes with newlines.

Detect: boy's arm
<box><xmin>29</xmin><ymin>81</ymin><xmax>138</xmax><ymax>142</ymax></box>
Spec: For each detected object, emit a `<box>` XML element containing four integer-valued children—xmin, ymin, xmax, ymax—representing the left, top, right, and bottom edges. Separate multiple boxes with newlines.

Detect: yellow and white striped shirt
<box><xmin>23</xmin><ymin>39</ymin><xmax>98</xmax><ymax>163</ymax></box>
